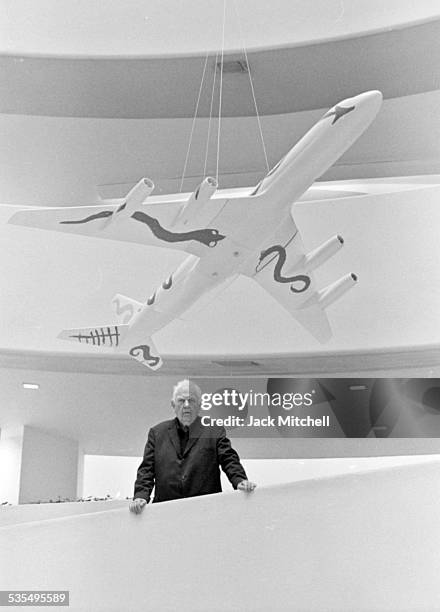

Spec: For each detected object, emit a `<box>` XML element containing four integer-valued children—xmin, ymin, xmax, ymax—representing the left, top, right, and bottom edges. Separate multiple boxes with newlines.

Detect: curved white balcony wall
<box><xmin>0</xmin><ymin>499</ymin><xmax>127</xmax><ymax>526</ymax></box>
<box><xmin>1</xmin><ymin>454</ymin><xmax>438</xmax><ymax>515</ymax></box>
<box><xmin>80</xmin><ymin>453</ymin><xmax>440</xmax><ymax>499</ymax></box>
<box><xmin>0</xmin><ymin>90</ymin><xmax>438</xmax><ymax>205</ymax></box>
<box><xmin>2</xmin><ymin>462</ymin><xmax>440</xmax><ymax>611</ymax></box>
<box><xmin>2</xmin><ymin>0</ymin><xmax>440</xmax><ymax>57</ymax></box>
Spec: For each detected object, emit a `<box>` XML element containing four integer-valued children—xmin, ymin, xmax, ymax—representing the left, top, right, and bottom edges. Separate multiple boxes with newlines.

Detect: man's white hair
<box><xmin>172</xmin><ymin>379</ymin><xmax>202</xmax><ymax>402</ymax></box>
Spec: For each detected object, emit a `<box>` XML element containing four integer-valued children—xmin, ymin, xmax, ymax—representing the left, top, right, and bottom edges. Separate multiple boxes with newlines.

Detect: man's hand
<box><xmin>237</xmin><ymin>480</ymin><xmax>257</xmax><ymax>492</ymax></box>
<box><xmin>129</xmin><ymin>498</ymin><xmax>148</xmax><ymax>514</ymax></box>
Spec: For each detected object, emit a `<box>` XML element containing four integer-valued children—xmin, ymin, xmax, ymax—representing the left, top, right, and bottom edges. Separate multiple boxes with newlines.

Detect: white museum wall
<box><xmin>18</xmin><ymin>426</ymin><xmax>80</xmax><ymax>503</ymax></box>
<box><xmin>0</xmin><ymin>425</ymin><xmax>81</xmax><ymax>504</ymax></box>
<box><xmin>0</xmin><ymin>427</ymin><xmax>23</xmax><ymax>504</ymax></box>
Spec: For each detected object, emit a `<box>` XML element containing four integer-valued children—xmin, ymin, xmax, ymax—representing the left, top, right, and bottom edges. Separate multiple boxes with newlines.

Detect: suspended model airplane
<box><xmin>9</xmin><ymin>90</ymin><xmax>383</xmax><ymax>370</ymax></box>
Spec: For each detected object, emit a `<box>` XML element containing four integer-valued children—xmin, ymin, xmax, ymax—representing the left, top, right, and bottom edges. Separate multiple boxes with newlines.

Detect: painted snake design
<box><xmin>60</xmin><ymin>209</ymin><xmax>225</xmax><ymax>248</ymax></box>
<box><xmin>129</xmin><ymin>344</ymin><xmax>161</xmax><ymax>368</ymax></box>
<box><xmin>60</xmin><ymin>210</ymin><xmax>113</xmax><ymax>224</ymax></box>
<box><xmin>131</xmin><ymin>211</ymin><xmax>224</xmax><ymax>247</ymax></box>
<box><xmin>113</xmin><ymin>299</ymin><xmax>136</xmax><ymax>324</ymax></box>
<box><xmin>257</xmin><ymin>245</ymin><xmax>311</xmax><ymax>294</ymax></box>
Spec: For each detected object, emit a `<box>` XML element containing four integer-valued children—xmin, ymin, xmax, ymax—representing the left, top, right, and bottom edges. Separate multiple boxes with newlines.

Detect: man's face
<box><xmin>172</xmin><ymin>385</ymin><xmax>200</xmax><ymax>427</ymax></box>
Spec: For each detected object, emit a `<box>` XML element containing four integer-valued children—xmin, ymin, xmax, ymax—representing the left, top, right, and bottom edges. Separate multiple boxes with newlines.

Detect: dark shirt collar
<box><xmin>175</xmin><ymin>417</ymin><xmax>189</xmax><ymax>433</ymax></box>
<box><xmin>175</xmin><ymin>416</ymin><xmax>202</xmax><ymax>434</ymax></box>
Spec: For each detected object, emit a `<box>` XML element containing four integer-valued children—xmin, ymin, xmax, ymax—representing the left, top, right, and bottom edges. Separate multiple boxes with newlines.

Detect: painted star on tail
<box><xmin>322</xmin><ymin>104</ymin><xmax>356</xmax><ymax>124</ymax></box>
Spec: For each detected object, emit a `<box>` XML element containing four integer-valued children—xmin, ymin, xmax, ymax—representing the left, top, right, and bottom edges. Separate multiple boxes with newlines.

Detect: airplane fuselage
<box><xmin>119</xmin><ymin>197</ymin><xmax>267</xmax><ymax>349</ymax></box>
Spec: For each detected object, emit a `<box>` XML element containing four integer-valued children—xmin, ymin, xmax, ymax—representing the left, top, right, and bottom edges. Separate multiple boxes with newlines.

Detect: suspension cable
<box><xmin>215</xmin><ymin>0</ymin><xmax>227</xmax><ymax>184</ymax></box>
<box><xmin>179</xmin><ymin>51</ymin><xmax>209</xmax><ymax>192</ymax></box>
<box><xmin>232</xmin><ymin>0</ymin><xmax>269</xmax><ymax>173</ymax></box>
<box><xmin>204</xmin><ymin>51</ymin><xmax>218</xmax><ymax>177</ymax></box>
<box><xmin>181</xmin><ymin>0</ymin><xmax>268</xmax><ymax>191</ymax></box>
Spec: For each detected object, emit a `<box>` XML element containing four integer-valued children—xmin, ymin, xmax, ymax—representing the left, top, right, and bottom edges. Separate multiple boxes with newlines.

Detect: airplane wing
<box><xmin>297</xmin><ymin>184</ymin><xmax>366</xmax><ymax>202</ymax></box>
<box><xmin>248</xmin><ymin>224</ymin><xmax>332</xmax><ymax>342</ymax></box>
<box><xmin>8</xmin><ymin>194</ymin><xmax>229</xmax><ymax>258</ymax></box>
<box><xmin>243</xmin><ymin>214</ymin><xmax>355</xmax><ymax>342</ymax></box>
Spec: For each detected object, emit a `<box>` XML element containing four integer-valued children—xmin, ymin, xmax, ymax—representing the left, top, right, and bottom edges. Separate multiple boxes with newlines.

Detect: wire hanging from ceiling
<box><xmin>180</xmin><ymin>0</ymin><xmax>269</xmax><ymax>192</ymax></box>
<box><xmin>204</xmin><ymin>50</ymin><xmax>219</xmax><ymax>178</ymax></box>
<box><xmin>179</xmin><ymin>51</ymin><xmax>209</xmax><ymax>193</ymax></box>
<box><xmin>232</xmin><ymin>0</ymin><xmax>269</xmax><ymax>173</ymax></box>
<box><xmin>215</xmin><ymin>0</ymin><xmax>227</xmax><ymax>184</ymax></box>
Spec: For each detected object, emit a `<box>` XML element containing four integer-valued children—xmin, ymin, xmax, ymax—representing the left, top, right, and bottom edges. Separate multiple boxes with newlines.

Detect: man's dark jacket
<box><xmin>134</xmin><ymin>417</ymin><xmax>247</xmax><ymax>503</ymax></box>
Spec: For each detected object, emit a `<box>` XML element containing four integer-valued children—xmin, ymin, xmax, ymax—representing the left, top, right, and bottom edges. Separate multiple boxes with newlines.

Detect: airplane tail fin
<box><xmin>127</xmin><ymin>338</ymin><xmax>163</xmax><ymax>371</ymax></box>
<box><xmin>58</xmin><ymin>324</ymin><xmax>129</xmax><ymax>348</ymax></box>
<box><xmin>58</xmin><ymin>324</ymin><xmax>163</xmax><ymax>370</ymax></box>
<box><xmin>291</xmin><ymin>304</ymin><xmax>332</xmax><ymax>343</ymax></box>
<box><xmin>111</xmin><ymin>294</ymin><xmax>143</xmax><ymax>325</ymax></box>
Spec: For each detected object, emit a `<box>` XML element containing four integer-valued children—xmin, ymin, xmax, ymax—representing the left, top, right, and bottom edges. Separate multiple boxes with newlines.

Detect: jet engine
<box><xmin>172</xmin><ymin>176</ymin><xmax>218</xmax><ymax>228</ymax></box>
<box><xmin>316</xmin><ymin>273</ymin><xmax>358</xmax><ymax>309</ymax></box>
<box><xmin>102</xmin><ymin>178</ymin><xmax>154</xmax><ymax>228</ymax></box>
<box><xmin>303</xmin><ymin>235</ymin><xmax>344</xmax><ymax>271</ymax></box>
<box><xmin>284</xmin><ymin>234</ymin><xmax>344</xmax><ymax>276</ymax></box>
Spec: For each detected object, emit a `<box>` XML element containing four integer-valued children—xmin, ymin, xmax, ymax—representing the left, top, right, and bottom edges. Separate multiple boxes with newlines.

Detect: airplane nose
<box><xmin>363</xmin><ymin>90</ymin><xmax>383</xmax><ymax>105</ymax></box>
<box><xmin>363</xmin><ymin>90</ymin><xmax>382</xmax><ymax>100</ymax></box>
<box><xmin>357</xmin><ymin>89</ymin><xmax>383</xmax><ymax>109</ymax></box>
<box><xmin>343</xmin><ymin>90</ymin><xmax>382</xmax><ymax>119</ymax></box>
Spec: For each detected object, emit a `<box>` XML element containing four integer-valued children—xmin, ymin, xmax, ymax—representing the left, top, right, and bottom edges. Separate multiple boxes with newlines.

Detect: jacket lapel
<box><xmin>167</xmin><ymin>421</ymin><xmax>181</xmax><ymax>457</ymax></box>
<box><xmin>183</xmin><ymin>418</ymin><xmax>203</xmax><ymax>457</ymax></box>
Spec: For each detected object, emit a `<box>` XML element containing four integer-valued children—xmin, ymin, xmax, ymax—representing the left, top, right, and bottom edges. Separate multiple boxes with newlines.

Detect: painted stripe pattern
<box><xmin>69</xmin><ymin>326</ymin><xmax>121</xmax><ymax>346</ymax></box>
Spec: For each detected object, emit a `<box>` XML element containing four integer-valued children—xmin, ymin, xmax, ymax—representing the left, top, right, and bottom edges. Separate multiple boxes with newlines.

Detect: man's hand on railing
<box><xmin>129</xmin><ymin>498</ymin><xmax>148</xmax><ymax>514</ymax></box>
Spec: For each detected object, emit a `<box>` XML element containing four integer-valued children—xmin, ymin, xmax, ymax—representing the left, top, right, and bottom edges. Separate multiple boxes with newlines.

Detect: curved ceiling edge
<box><xmin>2</xmin><ymin>15</ymin><xmax>439</xmax><ymax>60</ymax></box>
<box><xmin>1</xmin><ymin>20</ymin><xmax>439</xmax><ymax>118</ymax></box>
<box><xmin>1</xmin><ymin>346</ymin><xmax>439</xmax><ymax>376</ymax></box>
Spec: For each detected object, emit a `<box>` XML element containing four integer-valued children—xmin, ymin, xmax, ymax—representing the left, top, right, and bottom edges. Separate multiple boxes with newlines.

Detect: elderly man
<box><xmin>130</xmin><ymin>379</ymin><xmax>256</xmax><ymax>513</ymax></box>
